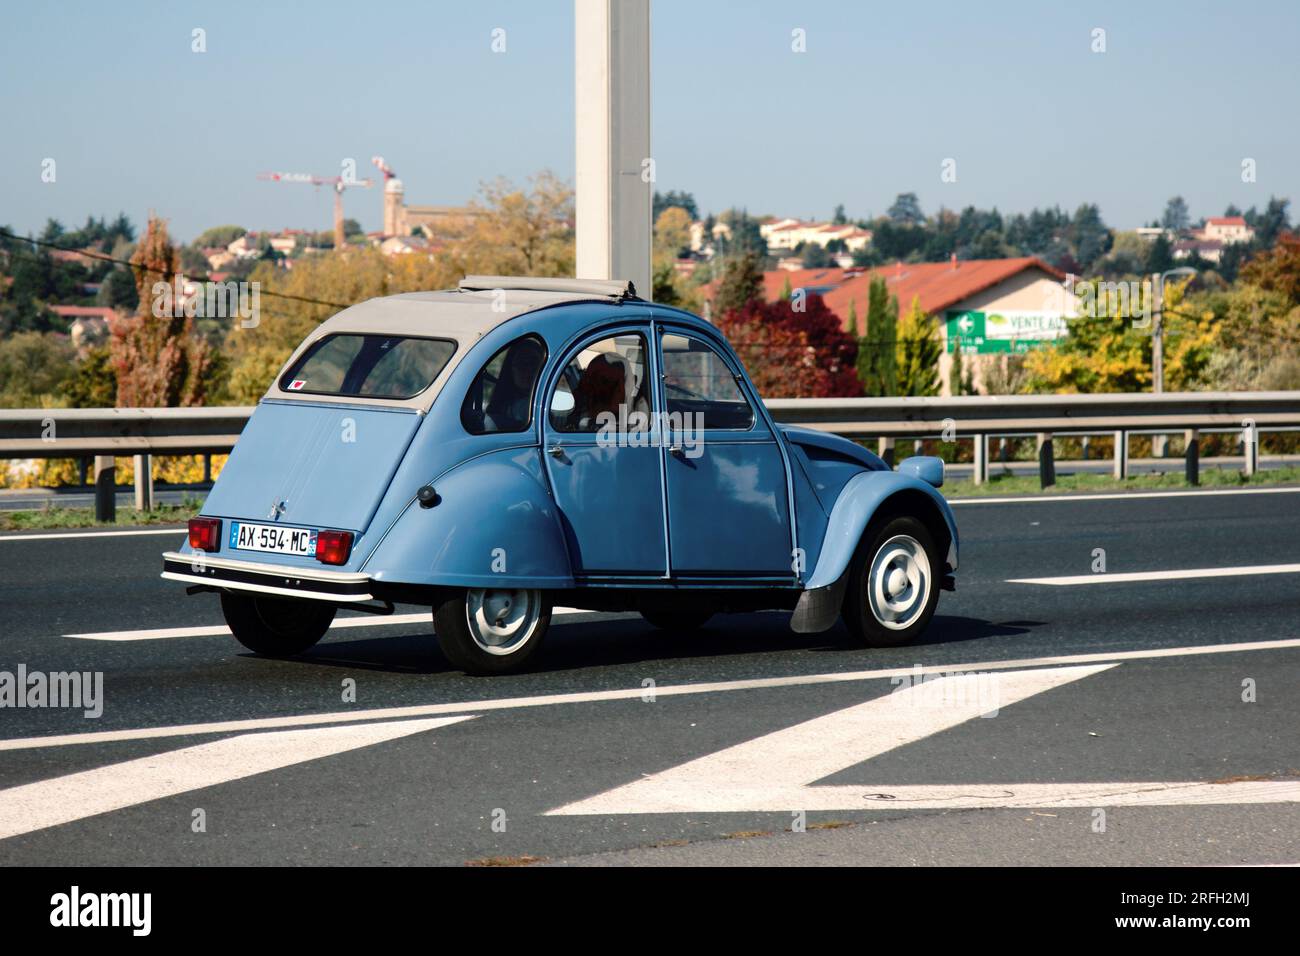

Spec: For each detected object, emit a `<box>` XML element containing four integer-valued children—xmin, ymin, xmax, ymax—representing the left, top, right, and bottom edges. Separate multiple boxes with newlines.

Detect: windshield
<box><xmin>280</xmin><ymin>334</ymin><xmax>456</xmax><ymax>400</ymax></box>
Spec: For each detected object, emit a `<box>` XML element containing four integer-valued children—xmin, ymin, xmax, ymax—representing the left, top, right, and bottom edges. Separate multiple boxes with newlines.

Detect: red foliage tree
<box><xmin>109</xmin><ymin>215</ymin><xmax>212</xmax><ymax>407</ymax></box>
<box><xmin>716</xmin><ymin>293</ymin><xmax>861</xmax><ymax>398</ymax></box>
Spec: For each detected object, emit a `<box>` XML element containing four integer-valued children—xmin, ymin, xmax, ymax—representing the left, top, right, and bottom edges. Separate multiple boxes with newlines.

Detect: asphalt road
<box><xmin>0</xmin><ymin>486</ymin><xmax>1297</xmax><ymax>866</ymax></box>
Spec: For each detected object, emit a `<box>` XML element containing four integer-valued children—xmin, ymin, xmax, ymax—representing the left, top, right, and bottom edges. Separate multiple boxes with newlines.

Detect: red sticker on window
<box><xmin>288</xmin><ymin>380</ymin><xmax>306</xmax><ymax>391</ymax></box>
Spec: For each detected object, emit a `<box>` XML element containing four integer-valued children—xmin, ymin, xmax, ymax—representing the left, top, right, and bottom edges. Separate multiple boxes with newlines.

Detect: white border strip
<box><xmin>1009</xmin><ymin>564</ymin><xmax>1300</xmax><ymax>586</ymax></box>
<box><xmin>4</xmin><ymin>636</ymin><xmax>1297</xmax><ymax>752</ymax></box>
<box><xmin>0</xmin><ymin>527</ymin><xmax>182</xmax><ymax>542</ymax></box>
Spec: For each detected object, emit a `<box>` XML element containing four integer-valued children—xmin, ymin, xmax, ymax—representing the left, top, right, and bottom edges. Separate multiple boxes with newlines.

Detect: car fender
<box><xmin>791</xmin><ymin>470</ymin><xmax>958</xmax><ymax>633</ymax></box>
<box><xmin>360</xmin><ymin>447</ymin><xmax>574</xmax><ymax>589</ymax></box>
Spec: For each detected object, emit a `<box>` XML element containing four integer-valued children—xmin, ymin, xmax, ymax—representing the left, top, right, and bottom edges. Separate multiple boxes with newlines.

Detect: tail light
<box><xmin>315</xmin><ymin>530</ymin><xmax>353</xmax><ymax>566</ymax></box>
<box><xmin>188</xmin><ymin>517</ymin><xmax>222</xmax><ymax>552</ymax></box>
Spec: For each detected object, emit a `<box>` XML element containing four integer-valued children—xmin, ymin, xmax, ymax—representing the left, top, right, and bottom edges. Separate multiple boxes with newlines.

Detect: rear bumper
<box><xmin>161</xmin><ymin>551</ymin><xmax>375</xmax><ymax>603</ymax></box>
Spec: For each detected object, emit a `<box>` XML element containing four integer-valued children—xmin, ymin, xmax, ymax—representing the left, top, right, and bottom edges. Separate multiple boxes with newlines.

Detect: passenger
<box><xmin>567</xmin><ymin>354</ymin><xmax>626</xmax><ymax>431</ymax></box>
<box><xmin>484</xmin><ymin>339</ymin><xmax>544</xmax><ymax>431</ymax></box>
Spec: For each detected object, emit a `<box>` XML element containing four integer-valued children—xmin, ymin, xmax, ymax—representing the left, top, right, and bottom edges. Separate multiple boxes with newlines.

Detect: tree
<box><xmin>1143</xmin><ymin>232</ymin><xmax>1175</xmax><ymax>274</ymax></box>
<box><xmin>887</xmin><ymin>192</ymin><xmax>925</xmax><ymax>226</ymax></box>
<box><xmin>716</xmin><ymin>294</ymin><xmax>860</xmax><ymax>398</ymax></box>
<box><xmin>857</xmin><ymin>276</ymin><xmax>898</xmax><ymax>395</ymax></box>
<box><xmin>712</xmin><ymin>253</ymin><xmax>764</xmax><ymax>316</ymax></box>
<box><xmin>193</xmin><ymin>225</ymin><xmax>247</xmax><ymax>249</ymax></box>
<box><xmin>895</xmin><ymin>297</ymin><xmax>942</xmax><ymax>396</ymax></box>
<box><xmin>455</xmin><ymin>170</ymin><xmax>575</xmax><ymax>277</ymax></box>
<box><xmin>801</xmin><ymin>243</ymin><xmax>831</xmax><ymax>268</ymax></box>
<box><xmin>0</xmin><ymin>331</ymin><xmax>76</xmax><ymax>407</ymax></box>
<box><xmin>1240</xmin><ymin>231</ymin><xmax>1300</xmax><ymax>304</ymax></box>
<box><xmin>1162</xmin><ymin>196</ymin><xmax>1190</xmax><ymax>232</ymax></box>
<box><xmin>653</xmin><ymin>206</ymin><xmax>691</xmax><ymax>259</ymax></box>
<box><xmin>832</xmin><ymin>204</ymin><xmax>847</xmax><ymax>225</ymax></box>
<box><xmin>653</xmin><ymin>190</ymin><xmax>698</xmax><ymax>221</ymax></box>
<box><xmin>109</xmin><ymin>215</ymin><xmax>213</xmax><ymax>407</ymax></box>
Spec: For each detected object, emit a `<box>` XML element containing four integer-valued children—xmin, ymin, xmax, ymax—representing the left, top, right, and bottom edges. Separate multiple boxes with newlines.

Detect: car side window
<box><xmin>661</xmin><ymin>333</ymin><xmax>755</xmax><ymax>430</ymax></box>
<box><xmin>549</xmin><ymin>333</ymin><xmax>651</xmax><ymax>434</ymax></box>
<box><xmin>461</xmin><ymin>335</ymin><xmax>547</xmax><ymax>434</ymax></box>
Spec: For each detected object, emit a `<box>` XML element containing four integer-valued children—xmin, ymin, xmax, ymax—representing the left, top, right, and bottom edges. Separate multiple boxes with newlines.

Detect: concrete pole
<box><xmin>575</xmin><ymin>0</ymin><xmax>652</xmax><ymax>299</ymax></box>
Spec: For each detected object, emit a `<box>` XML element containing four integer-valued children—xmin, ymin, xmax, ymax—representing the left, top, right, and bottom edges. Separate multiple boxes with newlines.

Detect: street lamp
<box><xmin>1152</xmin><ymin>266</ymin><xmax>1196</xmax><ymax>394</ymax></box>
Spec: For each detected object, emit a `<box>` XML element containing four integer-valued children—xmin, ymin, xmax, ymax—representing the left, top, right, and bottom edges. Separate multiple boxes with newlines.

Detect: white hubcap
<box><xmin>466</xmin><ymin>588</ymin><xmax>541</xmax><ymax>656</ymax></box>
<box><xmin>867</xmin><ymin>534</ymin><xmax>931</xmax><ymax>630</ymax></box>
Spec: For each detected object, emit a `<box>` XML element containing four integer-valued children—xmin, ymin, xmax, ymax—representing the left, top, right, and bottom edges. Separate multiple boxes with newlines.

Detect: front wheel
<box><xmin>221</xmin><ymin>591</ymin><xmax>336</xmax><ymax>656</ymax></box>
<box><xmin>434</xmin><ymin>588</ymin><xmax>551</xmax><ymax>675</ymax></box>
<box><xmin>842</xmin><ymin>516</ymin><xmax>940</xmax><ymax>647</ymax></box>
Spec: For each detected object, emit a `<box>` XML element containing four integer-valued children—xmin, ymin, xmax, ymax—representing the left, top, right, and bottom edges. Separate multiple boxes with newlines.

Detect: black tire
<box><xmin>842</xmin><ymin>515</ymin><xmax>941</xmax><ymax>647</ymax></box>
<box><xmin>221</xmin><ymin>591</ymin><xmax>336</xmax><ymax>656</ymax></box>
<box><xmin>434</xmin><ymin>588</ymin><xmax>551</xmax><ymax>675</ymax></box>
<box><xmin>640</xmin><ymin>610</ymin><xmax>713</xmax><ymax>631</ymax></box>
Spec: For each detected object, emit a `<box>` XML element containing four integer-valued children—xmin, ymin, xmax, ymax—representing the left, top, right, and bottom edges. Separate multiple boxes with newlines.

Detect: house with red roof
<box><xmin>753</xmin><ymin>256</ymin><xmax>1073</xmax><ymax>395</ymax></box>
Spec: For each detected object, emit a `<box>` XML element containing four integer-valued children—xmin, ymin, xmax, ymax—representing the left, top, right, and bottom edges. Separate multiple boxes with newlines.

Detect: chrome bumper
<box><xmin>161</xmin><ymin>551</ymin><xmax>375</xmax><ymax>603</ymax></box>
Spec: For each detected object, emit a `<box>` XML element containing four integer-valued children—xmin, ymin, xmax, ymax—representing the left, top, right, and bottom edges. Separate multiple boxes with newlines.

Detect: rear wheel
<box><xmin>842</xmin><ymin>516</ymin><xmax>940</xmax><ymax>647</ymax></box>
<box><xmin>221</xmin><ymin>591</ymin><xmax>336</xmax><ymax>656</ymax></box>
<box><xmin>434</xmin><ymin>588</ymin><xmax>551</xmax><ymax>675</ymax></box>
<box><xmin>640</xmin><ymin>610</ymin><xmax>713</xmax><ymax>632</ymax></box>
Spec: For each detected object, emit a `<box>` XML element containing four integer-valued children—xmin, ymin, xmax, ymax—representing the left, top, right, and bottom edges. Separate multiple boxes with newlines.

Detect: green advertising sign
<box><xmin>944</xmin><ymin>310</ymin><xmax>1070</xmax><ymax>354</ymax></box>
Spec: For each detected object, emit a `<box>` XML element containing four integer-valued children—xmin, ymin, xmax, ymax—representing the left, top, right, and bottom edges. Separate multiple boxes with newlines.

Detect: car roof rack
<box><xmin>458</xmin><ymin>275</ymin><xmax>641</xmax><ymax>301</ymax></box>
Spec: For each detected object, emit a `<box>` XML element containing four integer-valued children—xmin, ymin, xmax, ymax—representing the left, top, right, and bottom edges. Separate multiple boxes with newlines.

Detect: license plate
<box><xmin>229</xmin><ymin>521</ymin><xmax>317</xmax><ymax>556</ymax></box>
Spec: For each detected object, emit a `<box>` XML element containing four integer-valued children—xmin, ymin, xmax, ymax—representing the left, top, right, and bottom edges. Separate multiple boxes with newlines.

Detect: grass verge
<box><xmin>0</xmin><ymin>499</ymin><xmax>200</xmax><ymax>532</ymax></box>
<box><xmin>943</xmin><ymin>465</ymin><xmax>1300</xmax><ymax>499</ymax></box>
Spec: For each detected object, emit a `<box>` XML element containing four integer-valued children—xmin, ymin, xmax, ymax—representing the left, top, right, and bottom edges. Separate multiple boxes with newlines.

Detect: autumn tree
<box><xmin>716</xmin><ymin>294</ymin><xmax>860</xmax><ymax>398</ymax></box>
<box><xmin>712</xmin><ymin>253</ymin><xmax>764</xmax><ymax>316</ymax></box>
<box><xmin>109</xmin><ymin>215</ymin><xmax>212</xmax><ymax>406</ymax></box>
<box><xmin>453</xmin><ymin>171</ymin><xmax>575</xmax><ymax>278</ymax></box>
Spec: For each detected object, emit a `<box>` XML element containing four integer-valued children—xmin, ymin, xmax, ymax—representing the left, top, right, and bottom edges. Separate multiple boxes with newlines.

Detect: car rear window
<box><xmin>281</xmin><ymin>334</ymin><xmax>456</xmax><ymax>400</ymax></box>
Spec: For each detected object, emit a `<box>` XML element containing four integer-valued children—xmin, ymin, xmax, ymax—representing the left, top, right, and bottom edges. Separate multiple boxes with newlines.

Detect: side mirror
<box><xmin>899</xmin><ymin>455</ymin><xmax>944</xmax><ymax>488</ymax></box>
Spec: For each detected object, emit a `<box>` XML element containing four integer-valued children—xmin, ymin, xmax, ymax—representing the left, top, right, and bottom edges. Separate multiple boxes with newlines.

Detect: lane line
<box><xmin>0</xmin><ymin>716</ymin><xmax>474</xmax><ymax>842</ymax></box>
<box><xmin>949</xmin><ymin>486</ymin><xmax>1300</xmax><ymax>506</ymax></box>
<box><xmin>1009</xmin><ymin>563</ymin><xmax>1300</xmax><ymax>586</ymax></box>
<box><xmin>549</xmin><ymin>664</ymin><xmax>1116</xmax><ymax>814</ymax></box>
<box><xmin>64</xmin><ymin>607</ymin><xmax>592</xmax><ymax>641</ymax></box>
<box><xmin>0</xmin><ymin>528</ymin><xmax>182</xmax><ymax>542</ymax></box>
<box><xmin>3</xmin><ymin>636</ymin><xmax>1297</xmax><ymax>753</ymax></box>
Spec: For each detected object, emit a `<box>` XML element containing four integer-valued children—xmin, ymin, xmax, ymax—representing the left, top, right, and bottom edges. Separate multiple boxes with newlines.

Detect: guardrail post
<box><xmin>972</xmin><ymin>433</ymin><xmax>988</xmax><ymax>485</ymax></box>
<box><xmin>1184</xmin><ymin>429</ymin><xmax>1199</xmax><ymax>486</ymax></box>
<box><xmin>1081</xmin><ymin>436</ymin><xmax>1090</xmax><ymax>461</ymax></box>
<box><xmin>1037</xmin><ymin>432</ymin><xmax>1055</xmax><ymax>488</ymax></box>
<box><xmin>878</xmin><ymin>437</ymin><xmax>895</xmax><ymax>468</ymax></box>
<box><xmin>1113</xmin><ymin>430</ymin><xmax>1128</xmax><ymax>480</ymax></box>
<box><xmin>94</xmin><ymin>455</ymin><xmax>116</xmax><ymax>523</ymax></box>
<box><xmin>203</xmin><ymin>454</ymin><xmax>212</xmax><ymax>484</ymax></box>
<box><xmin>1243</xmin><ymin>427</ymin><xmax>1258</xmax><ymax>476</ymax></box>
<box><xmin>1153</xmin><ymin>433</ymin><xmax>1168</xmax><ymax>458</ymax></box>
<box><xmin>133</xmin><ymin>453</ymin><xmax>153</xmax><ymax>511</ymax></box>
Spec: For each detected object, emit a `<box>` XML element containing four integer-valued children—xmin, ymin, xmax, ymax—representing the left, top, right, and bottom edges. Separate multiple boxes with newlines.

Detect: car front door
<box><xmin>542</xmin><ymin>325</ymin><xmax>668</xmax><ymax>578</ymax></box>
<box><xmin>657</xmin><ymin>327</ymin><xmax>793</xmax><ymax>578</ymax></box>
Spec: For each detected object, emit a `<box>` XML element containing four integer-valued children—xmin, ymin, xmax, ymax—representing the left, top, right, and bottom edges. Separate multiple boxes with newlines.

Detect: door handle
<box><xmin>547</xmin><ymin>444</ymin><xmax>567</xmax><ymax>461</ymax></box>
<box><xmin>668</xmin><ymin>443</ymin><xmax>684</xmax><ymax>459</ymax></box>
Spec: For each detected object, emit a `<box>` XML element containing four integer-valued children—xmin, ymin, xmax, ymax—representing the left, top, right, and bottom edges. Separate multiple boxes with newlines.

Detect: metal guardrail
<box><xmin>1</xmin><ymin>392</ymin><xmax>1298</xmax><ymax>518</ymax></box>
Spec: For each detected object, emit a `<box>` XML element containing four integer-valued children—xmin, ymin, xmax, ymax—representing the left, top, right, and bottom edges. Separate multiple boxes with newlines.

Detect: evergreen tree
<box><xmin>896</xmin><ymin>296</ymin><xmax>942</xmax><ymax>396</ymax></box>
<box><xmin>856</xmin><ymin>276</ymin><xmax>898</xmax><ymax>395</ymax></box>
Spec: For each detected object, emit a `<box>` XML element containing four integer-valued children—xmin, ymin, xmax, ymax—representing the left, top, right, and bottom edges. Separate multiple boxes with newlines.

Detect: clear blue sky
<box><xmin>2</xmin><ymin>0</ymin><xmax>1296</xmax><ymax>242</ymax></box>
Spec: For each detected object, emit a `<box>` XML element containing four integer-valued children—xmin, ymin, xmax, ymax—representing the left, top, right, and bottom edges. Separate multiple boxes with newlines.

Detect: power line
<box><xmin>0</xmin><ymin>229</ymin><xmax>353</xmax><ymax>310</ymax></box>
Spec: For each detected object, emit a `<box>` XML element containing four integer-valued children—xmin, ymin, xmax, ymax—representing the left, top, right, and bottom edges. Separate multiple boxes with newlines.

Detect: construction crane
<box><xmin>257</xmin><ymin>171</ymin><xmax>373</xmax><ymax>251</ymax></box>
<box><xmin>371</xmin><ymin>156</ymin><xmax>397</xmax><ymax>182</ymax></box>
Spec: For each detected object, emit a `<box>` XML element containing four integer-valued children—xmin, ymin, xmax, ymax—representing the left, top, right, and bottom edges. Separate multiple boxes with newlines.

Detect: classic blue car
<box><xmin>163</xmin><ymin>276</ymin><xmax>957</xmax><ymax>674</ymax></box>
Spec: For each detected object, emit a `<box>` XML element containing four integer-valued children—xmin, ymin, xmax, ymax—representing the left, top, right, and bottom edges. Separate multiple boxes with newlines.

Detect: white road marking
<box><xmin>0</xmin><ymin>527</ymin><xmax>182</xmax><ymax>542</ymax></box>
<box><xmin>64</xmin><ymin>607</ymin><xmax>593</xmax><ymax>641</ymax></box>
<box><xmin>3</xmin><ymin>636</ymin><xmax>1297</xmax><ymax>753</ymax></box>
<box><xmin>546</xmin><ymin>666</ymin><xmax>1300</xmax><ymax>815</ymax></box>
<box><xmin>949</xmin><ymin>486</ymin><xmax>1300</xmax><ymax>506</ymax></box>
<box><xmin>0</xmin><ymin>716</ymin><xmax>474</xmax><ymax>842</ymax></box>
<box><xmin>1009</xmin><ymin>564</ymin><xmax>1300</xmax><ymax>586</ymax></box>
